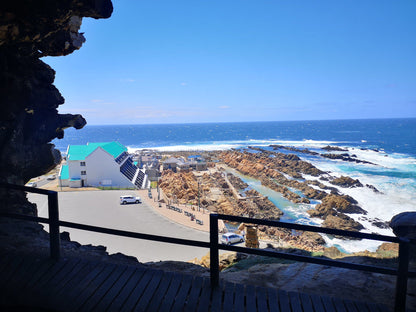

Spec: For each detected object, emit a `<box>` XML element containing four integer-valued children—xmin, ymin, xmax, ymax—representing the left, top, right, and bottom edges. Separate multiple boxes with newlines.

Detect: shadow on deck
<box><xmin>0</xmin><ymin>253</ymin><xmax>392</xmax><ymax>312</ymax></box>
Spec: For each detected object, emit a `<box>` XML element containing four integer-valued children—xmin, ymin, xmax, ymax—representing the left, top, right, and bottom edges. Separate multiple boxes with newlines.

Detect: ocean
<box><xmin>53</xmin><ymin>118</ymin><xmax>416</xmax><ymax>252</ymax></box>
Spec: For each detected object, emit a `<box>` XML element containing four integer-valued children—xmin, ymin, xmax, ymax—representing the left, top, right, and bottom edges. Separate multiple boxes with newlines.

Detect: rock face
<box><xmin>0</xmin><ymin>0</ymin><xmax>113</xmax><ymax>214</ymax></box>
<box><xmin>159</xmin><ymin>170</ymin><xmax>199</xmax><ymax>204</ymax></box>
<box><xmin>330</xmin><ymin>176</ymin><xmax>363</xmax><ymax>188</ymax></box>
<box><xmin>222</xmin><ymin>261</ymin><xmax>398</xmax><ymax>309</ymax></box>
<box><xmin>221</xmin><ymin>149</ymin><xmax>367</xmax><ymax>232</ymax></box>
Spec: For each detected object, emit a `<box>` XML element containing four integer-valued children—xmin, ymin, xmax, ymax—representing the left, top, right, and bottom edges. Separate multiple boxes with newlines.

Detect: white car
<box><xmin>220</xmin><ymin>232</ymin><xmax>244</xmax><ymax>245</ymax></box>
<box><xmin>26</xmin><ymin>182</ymin><xmax>37</xmax><ymax>187</ymax></box>
<box><xmin>120</xmin><ymin>195</ymin><xmax>141</xmax><ymax>205</ymax></box>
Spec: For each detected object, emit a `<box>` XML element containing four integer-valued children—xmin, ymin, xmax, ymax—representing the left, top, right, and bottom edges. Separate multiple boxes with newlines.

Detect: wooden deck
<box><xmin>0</xmin><ymin>253</ymin><xmax>392</xmax><ymax>311</ymax></box>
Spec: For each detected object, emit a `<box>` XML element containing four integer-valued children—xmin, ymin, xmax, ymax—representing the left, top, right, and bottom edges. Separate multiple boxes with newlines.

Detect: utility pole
<box><xmin>157</xmin><ymin>177</ymin><xmax>160</xmax><ymax>201</ymax></box>
<box><xmin>197</xmin><ymin>180</ymin><xmax>200</xmax><ymax>212</ymax></box>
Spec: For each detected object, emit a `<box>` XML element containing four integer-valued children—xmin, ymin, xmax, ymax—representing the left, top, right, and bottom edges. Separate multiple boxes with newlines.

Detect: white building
<box><xmin>59</xmin><ymin>142</ymin><xmax>148</xmax><ymax>188</ymax></box>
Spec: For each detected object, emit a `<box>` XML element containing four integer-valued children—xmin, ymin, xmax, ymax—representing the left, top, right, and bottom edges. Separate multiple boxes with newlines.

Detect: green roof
<box><xmin>67</xmin><ymin>142</ymin><xmax>127</xmax><ymax>161</ymax></box>
<box><xmin>60</xmin><ymin>164</ymin><xmax>69</xmax><ymax>180</ymax></box>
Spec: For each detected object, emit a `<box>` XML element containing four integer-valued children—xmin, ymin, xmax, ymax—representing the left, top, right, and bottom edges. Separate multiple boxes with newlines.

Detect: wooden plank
<box><xmin>184</xmin><ymin>275</ymin><xmax>204</xmax><ymax>312</ymax></box>
<box><xmin>6</xmin><ymin>257</ymin><xmax>46</xmax><ymax>303</ymax></box>
<box><xmin>299</xmin><ymin>293</ymin><xmax>314</xmax><ymax>312</ymax></box>
<box><xmin>210</xmin><ymin>284</ymin><xmax>223</xmax><ymax>312</ymax></box>
<box><xmin>256</xmin><ymin>287</ymin><xmax>269</xmax><ymax>312</ymax></box>
<box><xmin>196</xmin><ymin>277</ymin><xmax>211</xmax><ymax>312</ymax></box>
<box><xmin>331</xmin><ymin>297</ymin><xmax>347</xmax><ymax>312</ymax></box>
<box><xmin>134</xmin><ymin>270</ymin><xmax>164</xmax><ymax>312</ymax></box>
<box><xmin>267</xmin><ymin>287</ymin><xmax>281</xmax><ymax>312</ymax></box>
<box><xmin>233</xmin><ymin>283</ymin><xmax>245</xmax><ymax>312</ymax></box>
<box><xmin>353</xmin><ymin>301</ymin><xmax>370</xmax><ymax>312</ymax></box>
<box><xmin>107</xmin><ymin>268</ymin><xmax>146</xmax><ymax>311</ymax></box>
<box><xmin>342</xmin><ymin>300</ymin><xmax>359</xmax><ymax>312</ymax></box>
<box><xmin>92</xmin><ymin>266</ymin><xmax>138</xmax><ymax>311</ymax></box>
<box><xmin>2</xmin><ymin>256</ymin><xmax>37</xmax><ymax>303</ymax></box>
<box><xmin>20</xmin><ymin>259</ymin><xmax>56</xmax><ymax>290</ymax></box>
<box><xmin>120</xmin><ymin>269</ymin><xmax>155</xmax><ymax>312</ymax></box>
<box><xmin>310</xmin><ymin>293</ymin><xmax>326</xmax><ymax>312</ymax></box>
<box><xmin>27</xmin><ymin>260</ymin><xmax>74</xmax><ymax>309</ymax></box>
<box><xmin>246</xmin><ymin>285</ymin><xmax>257</xmax><ymax>312</ymax></box>
<box><xmin>59</xmin><ymin>262</ymin><xmax>107</xmax><ymax>310</ymax></box>
<box><xmin>49</xmin><ymin>261</ymin><xmax>96</xmax><ymax>306</ymax></box>
<box><xmin>171</xmin><ymin>274</ymin><xmax>193</xmax><ymax>312</ymax></box>
<box><xmin>221</xmin><ymin>282</ymin><xmax>235</xmax><ymax>312</ymax></box>
<box><xmin>289</xmin><ymin>291</ymin><xmax>303</xmax><ymax>312</ymax></box>
<box><xmin>366</xmin><ymin>303</ymin><xmax>385</xmax><ymax>312</ymax></box>
<box><xmin>158</xmin><ymin>272</ymin><xmax>183</xmax><ymax>312</ymax></box>
<box><xmin>146</xmin><ymin>271</ymin><xmax>174</xmax><ymax>312</ymax></box>
<box><xmin>34</xmin><ymin>259</ymin><xmax>70</xmax><ymax>289</ymax></box>
<box><xmin>71</xmin><ymin>264</ymin><xmax>117</xmax><ymax>311</ymax></box>
<box><xmin>49</xmin><ymin>261</ymin><xmax>88</xmax><ymax>299</ymax></box>
<box><xmin>321</xmin><ymin>296</ymin><xmax>337</xmax><ymax>312</ymax></box>
<box><xmin>7</xmin><ymin>256</ymin><xmax>41</xmax><ymax>290</ymax></box>
<box><xmin>0</xmin><ymin>255</ymin><xmax>26</xmax><ymax>287</ymax></box>
<box><xmin>278</xmin><ymin>290</ymin><xmax>291</xmax><ymax>312</ymax></box>
<box><xmin>0</xmin><ymin>254</ymin><xmax>15</xmax><ymax>275</ymax></box>
<box><xmin>17</xmin><ymin>259</ymin><xmax>57</xmax><ymax>304</ymax></box>
<box><xmin>43</xmin><ymin>259</ymin><xmax>83</xmax><ymax>295</ymax></box>
<box><xmin>80</xmin><ymin>265</ymin><xmax>128</xmax><ymax>311</ymax></box>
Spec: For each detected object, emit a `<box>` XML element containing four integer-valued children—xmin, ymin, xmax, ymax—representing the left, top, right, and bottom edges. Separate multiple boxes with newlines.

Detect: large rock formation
<box><xmin>0</xmin><ymin>0</ymin><xmax>113</xmax><ymax>214</ymax></box>
<box><xmin>220</xmin><ymin>149</ymin><xmax>369</xmax><ymax>231</ymax></box>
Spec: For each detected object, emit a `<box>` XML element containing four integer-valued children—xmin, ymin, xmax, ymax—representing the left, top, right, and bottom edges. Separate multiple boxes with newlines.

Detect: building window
<box><xmin>80</xmin><ymin>161</ymin><xmax>86</xmax><ymax>166</ymax></box>
<box><xmin>81</xmin><ymin>171</ymin><xmax>86</xmax><ymax>175</ymax></box>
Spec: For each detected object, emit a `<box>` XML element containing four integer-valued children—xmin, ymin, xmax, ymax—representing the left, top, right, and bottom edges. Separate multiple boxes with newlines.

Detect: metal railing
<box><xmin>0</xmin><ymin>183</ymin><xmax>414</xmax><ymax>312</ymax></box>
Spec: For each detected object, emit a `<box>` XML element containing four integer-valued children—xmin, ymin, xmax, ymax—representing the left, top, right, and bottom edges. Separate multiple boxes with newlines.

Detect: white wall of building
<box><xmin>85</xmin><ymin>147</ymin><xmax>133</xmax><ymax>187</ymax></box>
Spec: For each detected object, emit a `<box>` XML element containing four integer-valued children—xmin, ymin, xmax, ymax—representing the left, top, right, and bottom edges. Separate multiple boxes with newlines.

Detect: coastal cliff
<box><xmin>0</xmin><ymin>0</ymin><xmax>112</xmax><ymax>214</ymax></box>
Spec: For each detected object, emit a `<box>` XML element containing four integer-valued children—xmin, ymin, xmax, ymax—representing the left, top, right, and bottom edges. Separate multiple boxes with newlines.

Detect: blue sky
<box><xmin>44</xmin><ymin>0</ymin><xmax>416</xmax><ymax>125</ymax></box>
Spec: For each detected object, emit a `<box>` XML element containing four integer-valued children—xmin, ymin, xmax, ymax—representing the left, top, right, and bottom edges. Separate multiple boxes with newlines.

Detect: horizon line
<box><xmin>83</xmin><ymin>116</ymin><xmax>416</xmax><ymax>127</ymax></box>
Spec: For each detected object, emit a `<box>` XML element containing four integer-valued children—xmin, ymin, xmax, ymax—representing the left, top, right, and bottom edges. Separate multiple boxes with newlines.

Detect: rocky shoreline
<box><xmin>158</xmin><ymin>148</ymin><xmax>393</xmax><ymax>254</ymax></box>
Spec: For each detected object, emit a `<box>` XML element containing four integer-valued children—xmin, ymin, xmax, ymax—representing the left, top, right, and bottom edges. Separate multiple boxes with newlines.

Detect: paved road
<box><xmin>28</xmin><ymin>190</ymin><xmax>210</xmax><ymax>263</ymax></box>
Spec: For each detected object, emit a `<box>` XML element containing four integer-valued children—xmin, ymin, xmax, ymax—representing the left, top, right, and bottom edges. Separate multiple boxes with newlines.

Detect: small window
<box><xmin>80</xmin><ymin>161</ymin><xmax>86</xmax><ymax>166</ymax></box>
<box><xmin>81</xmin><ymin>171</ymin><xmax>86</xmax><ymax>175</ymax></box>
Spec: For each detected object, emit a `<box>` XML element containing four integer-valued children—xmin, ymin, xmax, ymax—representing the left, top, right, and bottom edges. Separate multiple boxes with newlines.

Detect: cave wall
<box><xmin>0</xmin><ymin>0</ymin><xmax>113</xmax><ymax>214</ymax></box>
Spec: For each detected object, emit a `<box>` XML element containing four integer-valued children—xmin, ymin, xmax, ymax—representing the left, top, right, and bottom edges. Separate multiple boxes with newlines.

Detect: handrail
<box><xmin>217</xmin><ymin>213</ymin><xmax>401</xmax><ymax>243</ymax></box>
<box><xmin>0</xmin><ymin>182</ymin><xmax>60</xmax><ymax>259</ymax></box>
<box><xmin>0</xmin><ymin>183</ymin><xmax>414</xmax><ymax>312</ymax></box>
<box><xmin>211</xmin><ymin>214</ymin><xmax>414</xmax><ymax>312</ymax></box>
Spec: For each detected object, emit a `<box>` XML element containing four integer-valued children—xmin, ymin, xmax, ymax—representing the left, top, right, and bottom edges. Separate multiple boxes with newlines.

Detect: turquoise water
<box><xmin>225</xmin><ymin>168</ymin><xmax>319</xmax><ymax>225</ymax></box>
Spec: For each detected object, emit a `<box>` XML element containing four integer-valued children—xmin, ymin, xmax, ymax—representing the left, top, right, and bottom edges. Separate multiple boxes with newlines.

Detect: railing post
<box><xmin>394</xmin><ymin>239</ymin><xmax>410</xmax><ymax>312</ymax></box>
<box><xmin>210</xmin><ymin>213</ymin><xmax>219</xmax><ymax>287</ymax></box>
<box><xmin>48</xmin><ymin>191</ymin><xmax>60</xmax><ymax>260</ymax></box>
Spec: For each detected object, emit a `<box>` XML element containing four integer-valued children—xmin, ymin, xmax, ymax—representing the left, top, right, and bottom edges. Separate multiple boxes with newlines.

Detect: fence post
<box><xmin>394</xmin><ymin>239</ymin><xmax>410</xmax><ymax>312</ymax></box>
<box><xmin>210</xmin><ymin>213</ymin><xmax>219</xmax><ymax>287</ymax></box>
<box><xmin>48</xmin><ymin>191</ymin><xmax>60</xmax><ymax>260</ymax></box>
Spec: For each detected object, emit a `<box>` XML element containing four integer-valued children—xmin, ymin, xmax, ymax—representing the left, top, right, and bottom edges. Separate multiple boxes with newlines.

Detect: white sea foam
<box><xmin>306</xmin><ymin>154</ymin><xmax>416</xmax><ymax>243</ymax></box>
<box><xmin>346</xmin><ymin>147</ymin><xmax>416</xmax><ymax>168</ymax></box>
<box><xmin>127</xmin><ymin>138</ymin><xmax>346</xmax><ymax>153</ymax></box>
<box><xmin>321</xmin><ymin>235</ymin><xmax>383</xmax><ymax>253</ymax></box>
